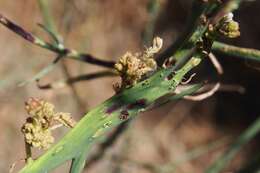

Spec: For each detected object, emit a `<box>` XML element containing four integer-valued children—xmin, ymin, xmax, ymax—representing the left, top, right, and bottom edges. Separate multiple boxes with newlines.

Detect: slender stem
<box><xmin>38</xmin><ymin>0</ymin><xmax>58</xmax><ymax>35</ymax></box>
<box><xmin>0</xmin><ymin>14</ymin><xmax>115</xmax><ymax>68</ymax></box>
<box><xmin>212</xmin><ymin>41</ymin><xmax>260</xmax><ymax>62</ymax></box>
<box><xmin>37</xmin><ymin>71</ymin><xmax>116</xmax><ymax>89</ymax></box>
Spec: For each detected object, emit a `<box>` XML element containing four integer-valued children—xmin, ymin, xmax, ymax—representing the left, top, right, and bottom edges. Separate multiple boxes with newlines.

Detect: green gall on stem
<box><xmin>218</xmin><ymin>13</ymin><xmax>240</xmax><ymax>38</ymax></box>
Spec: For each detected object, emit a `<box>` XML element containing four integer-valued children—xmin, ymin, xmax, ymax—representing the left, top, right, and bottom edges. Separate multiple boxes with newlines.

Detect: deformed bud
<box><xmin>218</xmin><ymin>13</ymin><xmax>240</xmax><ymax>38</ymax></box>
<box><xmin>145</xmin><ymin>37</ymin><xmax>163</xmax><ymax>57</ymax></box>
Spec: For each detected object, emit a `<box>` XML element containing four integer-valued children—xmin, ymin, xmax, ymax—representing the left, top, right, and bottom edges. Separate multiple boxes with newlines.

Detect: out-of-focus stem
<box><xmin>213</xmin><ymin>41</ymin><xmax>260</xmax><ymax>62</ymax></box>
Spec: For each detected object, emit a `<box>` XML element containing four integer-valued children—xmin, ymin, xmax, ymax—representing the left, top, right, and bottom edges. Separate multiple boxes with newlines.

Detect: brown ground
<box><xmin>0</xmin><ymin>0</ymin><xmax>260</xmax><ymax>173</ymax></box>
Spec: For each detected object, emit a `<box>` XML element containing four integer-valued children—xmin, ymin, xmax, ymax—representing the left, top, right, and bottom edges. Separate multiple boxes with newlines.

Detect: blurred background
<box><xmin>0</xmin><ymin>0</ymin><xmax>260</xmax><ymax>173</ymax></box>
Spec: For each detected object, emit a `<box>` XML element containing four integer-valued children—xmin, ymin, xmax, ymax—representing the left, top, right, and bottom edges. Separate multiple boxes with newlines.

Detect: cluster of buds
<box><xmin>217</xmin><ymin>13</ymin><xmax>240</xmax><ymax>38</ymax></box>
<box><xmin>114</xmin><ymin>37</ymin><xmax>162</xmax><ymax>91</ymax></box>
<box><xmin>21</xmin><ymin>98</ymin><xmax>76</xmax><ymax>149</ymax></box>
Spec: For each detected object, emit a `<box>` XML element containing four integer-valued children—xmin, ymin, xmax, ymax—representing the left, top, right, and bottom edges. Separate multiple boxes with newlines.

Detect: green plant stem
<box><xmin>6</xmin><ymin>0</ymin><xmax>246</xmax><ymax>172</ymax></box>
<box><xmin>213</xmin><ymin>41</ymin><xmax>260</xmax><ymax>62</ymax></box>
<box><xmin>38</xmin><ymin>0</ymin><xmax>57</xmax><ymax>35</ymax></box>
<box><xmin>0</xmin><ymin>14</ymin><xmax>115</xmax><ymax>68</ymax></box>
<box><xmin>19</xmin><ymin>52</ymin><xmax>202</xmax><ymax>173</ymax></box>
<box><xmin>157</xmin><ymin>0</ymin><xmax>243</xmax><ymax>66</ymax></box>
<box><xmin>206</xmin><ymin>116</ymin><xmax>260</xmax><ymax>173</ymax></box>
<box><xmin>36</xmin><ymin>1</ymin><xmax>92</xmax><ymax>171</ymax></box>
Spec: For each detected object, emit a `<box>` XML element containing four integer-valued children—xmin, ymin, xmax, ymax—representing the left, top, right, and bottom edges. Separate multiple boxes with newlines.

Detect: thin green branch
<box><xmin>19</xmin><ymin>55</ymin><xmax>63</xmax><ymax>86</ymax></box>
<box><xmin>0</xmin><ymin>14</ymin><xmax>115</xmax><ymax>68</ymax></box>
<box><xmin>156</xmin><ymin>0</ymin><xmax>220</xmax><ymax>66</ymax></box>
<box><xmin>156</xmin><ymin>0</ymin><xmax>244</xmax><ymax>66</ymax></box>
<box><xmin>206</xmin><ymin>116</ymin><xmax>260</xmax><ymax>173</ymax></box>
<box><xmin>38</xmin><ymin>0</ymin><xmax>58</xmax><ymax>36</ymax></box>
<box><xmin>213</xmin><ymin>41</ymin><xmax>260</xmax><ymax>62</ymax></box>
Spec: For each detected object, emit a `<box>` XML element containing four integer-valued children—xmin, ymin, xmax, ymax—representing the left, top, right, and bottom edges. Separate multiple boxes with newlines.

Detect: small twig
<box><xmin>37</xmin><ymin>70</ymin><xmax>116</xmax><ymax>89</ymax></box>
<box><xmin>37</xmin><ymin>23</ymin><xmax>60</xmax><ymax>44</ymax></box>
<box><xmin>208</xmin><ymin>53</ymin><xmax>224</xmax><ymax>74</ymax></box>
<box><xmin>0</xmin><ymin>14</ymin><xmax>115</xmax><ymax>68</ymax></box>
<box><xmin>176</xmin><ymin>83</ymin><xmax>220</xmax><ymax>101</ymax></box>
<box><xmin>24</xmin><ymin>141</ymin><xmax>32</xmax><ymax>163</ymax></box>
<box><xmin>181</xmin><ymin>73</ymin><xmax>196</xmax><ymax>85</ymax></box>
<box><xmin>177</xmin><ymin>83</ymin><xmax>245</xmax><ymax>94</ymax></box>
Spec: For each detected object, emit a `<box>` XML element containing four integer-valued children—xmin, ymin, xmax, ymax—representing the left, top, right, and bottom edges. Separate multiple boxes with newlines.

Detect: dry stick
<box><xmin>37</xmin><ymin>71</ymin><xmax>116</xmax><ymax>89</ymax></box>
<box><xmin>0</xmin><ymin>14</ymin><xmax>115</xmax><ymax>68</ymax></box>
<box><xmin>178</xmin><ymin>83</ymin><xmax>245</xmax><ymax>94</ymax></box>
<box><xmin>183</xmin><ymin>82</ymin><xmax>220</xmax><ymax>101</ymax></box>
<box><xmin>208</xmin><ymin>53</ymin><xmax>224</xmax><ymax>74</ymax></box>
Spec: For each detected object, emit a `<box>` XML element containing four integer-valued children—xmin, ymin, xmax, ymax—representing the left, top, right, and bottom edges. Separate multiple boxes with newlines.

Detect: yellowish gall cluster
<box><xmin>114</xmin><ymin>37</ymin><xmax>162</xmax><ymax>91</ymax></box>
<box><xmin>21</xmin><ymin>98</ymin><xmax>76</xmax><ymax>149</ymax></box>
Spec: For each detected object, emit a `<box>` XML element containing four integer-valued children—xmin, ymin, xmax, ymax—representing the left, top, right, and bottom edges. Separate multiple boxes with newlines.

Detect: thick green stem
<box><xmin>19</xmin><ymin>54</ymin><xmax>201</xmax><ymax>173</ymax></box>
